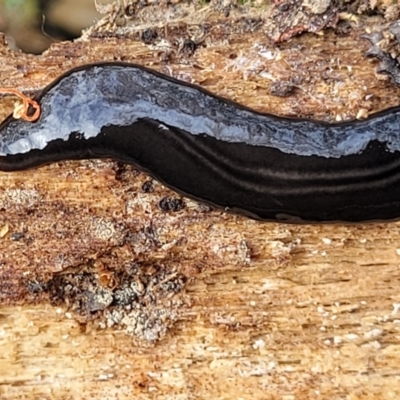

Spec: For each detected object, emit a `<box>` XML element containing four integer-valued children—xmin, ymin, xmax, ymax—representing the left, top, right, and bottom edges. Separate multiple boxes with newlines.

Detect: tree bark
<box><xmin>1</xmin><ymin>3</ymin><xmax>400</xmax><ymax>399</ymax></box>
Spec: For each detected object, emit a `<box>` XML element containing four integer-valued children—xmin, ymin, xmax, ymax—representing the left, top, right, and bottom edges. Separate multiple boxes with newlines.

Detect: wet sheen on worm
<box><xmin>0</xmin><ymin>62</ymin><xmax>400</xmax><ymax>223</ymax></box>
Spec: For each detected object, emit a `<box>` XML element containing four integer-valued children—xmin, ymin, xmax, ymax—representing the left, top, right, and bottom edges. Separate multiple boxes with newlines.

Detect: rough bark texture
<box><xmin>1</xmin><ymin>2</ymin><xmax>400</xmax><ymax>399</ymax></box>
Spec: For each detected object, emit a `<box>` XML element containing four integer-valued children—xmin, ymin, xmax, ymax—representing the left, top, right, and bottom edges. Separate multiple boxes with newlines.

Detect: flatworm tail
<box><xmin>1</xmin><ymin>62</ymin><xmax>400</xmax><ymax>223</ymax></box>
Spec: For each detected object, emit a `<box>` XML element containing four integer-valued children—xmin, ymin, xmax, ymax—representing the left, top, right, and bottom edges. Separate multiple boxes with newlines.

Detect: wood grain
<box><xmin>1</xmin><ymin>6</ymin><xmax>400</xmax><ymax>399</ymax></box>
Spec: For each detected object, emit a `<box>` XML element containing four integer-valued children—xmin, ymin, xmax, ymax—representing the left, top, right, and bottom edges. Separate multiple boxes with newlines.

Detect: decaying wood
<box><xmin>1</xmin><ymin>2</ymin><xmax>400</xmax><ymax>398</ymax></box>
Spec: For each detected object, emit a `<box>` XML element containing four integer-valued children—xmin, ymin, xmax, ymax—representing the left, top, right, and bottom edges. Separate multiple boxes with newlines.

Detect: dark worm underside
<box><xmin>1</xmin><ymin>119</ymin><xmax>400</xmax><ymax>223</ymax></box>
<box><xmin>0</xmin><ymin>62</ymin><xmax>400</xmax><ymax>223</ymax></box>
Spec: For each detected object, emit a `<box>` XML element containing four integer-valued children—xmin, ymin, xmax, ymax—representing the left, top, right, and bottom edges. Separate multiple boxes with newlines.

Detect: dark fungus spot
<box><xmin>182</xmin><ymin>39</ymin><xmax>197</xmax><ymax>55</ymax></box>
<box><xmin>244</xmin><ymin>17</ymin><xmax>262</xmax><ymax>31</ymax></box>
<box><xmin>125</xmin><ymin>4</ymin><xmax>135</xmax><ymax>17</ymax></box>
<box><xmin>201</xmin><ymin>22</ymin><xmax>212</xmax><ymax>34</ymax></box>
<box><xmin>159</xmin><ymin>196</ymin><xmax>185</xmax><ymax>212</ymax></box>
<box><xmin>11</xmin><ymin>231</ymin><xmax>25</xmax><ymax>241</ymax></box>
<box><xmin>335</xmin><ymin>20</ymin><xmax>352</xmax><ymax>36</ymax></box>
<box><xmin>113</xmin><ymin>285</ymin><xmax>139</xmax><ymax>306</ymax></box>
<box><xmin>269</xmin><ymin>81</ymin><xmax>294</xmax><ymax>97</ymax></box>
<box><xmin>27</xmin><ymin>280</ymin><xmax>47</xmax><ymax>293</ymax></box>
<box><xmin>141</xmin><ymin>29</ymin><xmax>158</xmax><ymax>44</ymax></box>
<box><xmin>160</xmin><ymin>51</ymin><xmax>171</xmax><ymax>63</ymax></box>
<box><xmin>115</xmin><ymin>162</ymin><xmax>128</xmax><ymax>180</ymax></box>
<box><xmin>142</xmin><ymin>180</ymin><xmax>155</xmax><ymax>193</ymax></box>
<box><xmin>278</xmin><ymin>2</ymin><xmax>290</xmax><ymax>12</ymax></box>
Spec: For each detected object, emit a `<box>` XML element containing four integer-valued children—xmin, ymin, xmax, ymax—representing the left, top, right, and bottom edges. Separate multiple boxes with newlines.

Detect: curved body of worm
<box><xmin>0</xmin><ymin>62</ymin><xmax>400</xmax><ymax>223</ymax></box>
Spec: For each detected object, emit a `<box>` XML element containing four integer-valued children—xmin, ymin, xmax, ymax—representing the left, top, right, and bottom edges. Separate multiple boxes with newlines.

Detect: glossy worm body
<box><xmin>0</xmin><ymin>62</ymin><xmax>400</xmax><ymax>223</ymax></box>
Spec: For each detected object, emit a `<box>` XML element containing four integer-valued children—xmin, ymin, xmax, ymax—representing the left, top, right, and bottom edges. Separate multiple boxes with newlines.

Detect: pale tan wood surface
<box><xmin>1</xmin><ymin>6</ymin><xmax>400</xmax><ymax>399</ymax></box>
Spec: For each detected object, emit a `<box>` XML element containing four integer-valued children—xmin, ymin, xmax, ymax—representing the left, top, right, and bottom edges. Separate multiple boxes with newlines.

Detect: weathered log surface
<box><xmin>1</xmin><ymin>3</ymin><xmax>400</xmax><ymax>399</ymax></box>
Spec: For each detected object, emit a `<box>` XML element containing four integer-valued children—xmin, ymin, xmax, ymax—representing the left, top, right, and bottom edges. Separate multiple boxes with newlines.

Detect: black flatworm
<box><xmin>1</xmin><ymin>62</ymin><xmax>400</xmax><ymax>223</ymax></box>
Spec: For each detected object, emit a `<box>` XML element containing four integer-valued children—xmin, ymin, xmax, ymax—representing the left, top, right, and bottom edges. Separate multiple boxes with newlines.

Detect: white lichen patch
<box><xmin>1</xmin><ymin>188</ymin><xmax>41</xmax><ymax>208</ymax></box>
